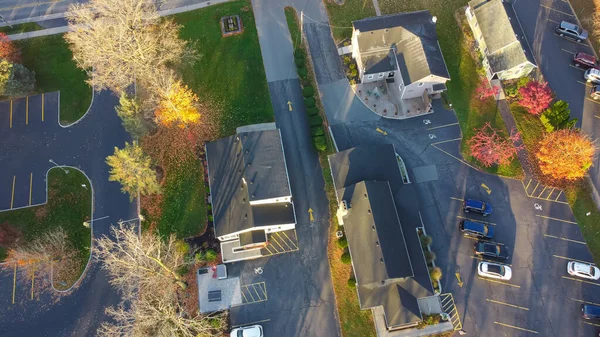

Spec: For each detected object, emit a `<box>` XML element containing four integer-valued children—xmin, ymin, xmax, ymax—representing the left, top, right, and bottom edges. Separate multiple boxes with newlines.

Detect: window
<box><xmin>475</xmin><ymin>22</ymin><xmax>478</xmax><ymax>28</ymax></box>
<box><xmin>367</xmin><ymin>74</ymin><xmax>374</xmax><ymax>80</ymax></box>
<box><xmin>418</xmin><ymin>82</ymin><xmax>424</xmax><ymax>87</ymax></box>
<box><xmin>378</xmin><ymin>73</ymin><xmax>384</xmax><ymax>79</ymax></box>
<box><xmin>478</xmin><ymin>34</ymin><xmax>483</xmax><ymax>41</ymax></box>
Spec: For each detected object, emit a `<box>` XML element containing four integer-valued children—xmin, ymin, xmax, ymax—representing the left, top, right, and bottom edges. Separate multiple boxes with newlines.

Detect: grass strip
<box><xmin>16</xmin><ymin>35</ymin><xmax>92</xmax><ymax>125</ymax></box>
<box><xmin>0</xmin><ymin>168</ymin><xmax>92</xmax><ymax>289</ymax></box>
<box><xmin>0</xmin><ymin>22</ymin><xmax>44</xmax><ymax>35</ymax></box>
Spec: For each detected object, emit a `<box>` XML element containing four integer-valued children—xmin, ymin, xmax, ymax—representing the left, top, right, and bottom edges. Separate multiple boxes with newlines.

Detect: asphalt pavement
<box><xmin>0</xmin><ymin>89</ymin><xmax>137</xmax><ymax>336</ymax></box>
<box><xmin>227</xmin><ymin>0</ymin><xmax>341</xmax><ymax>336</ymax></box>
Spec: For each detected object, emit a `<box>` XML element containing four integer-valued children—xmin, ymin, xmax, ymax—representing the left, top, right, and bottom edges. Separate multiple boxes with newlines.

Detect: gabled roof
<box><xmin>352</xmin><ymin>11</ymin><xmax>450</xmax><ymax>83</ymax></box>
<box><xmin>328</xmin><ymin>144</ymin><xmax>434</xmax><ymax>328</ymax></box>
<box><xmin>469</xmin><ymin>0</ymin><xmax>536</xmax><ymax>72</ymax></box>
<box><xmin>206</xmin><ymin>129</ymin><xmax>293</xmax><ymax>237</ymax></box>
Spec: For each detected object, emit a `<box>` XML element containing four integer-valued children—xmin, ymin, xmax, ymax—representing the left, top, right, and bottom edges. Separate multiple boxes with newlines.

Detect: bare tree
<box><xmin>98</xmin><ymin>293</ymin><xmax>228</xmax><ymax>337</ymax></box>
<box><xmin>64</xmin><ymin>0</ymin><xmax>191</xmax><ymax>92</ymax></box>
<box><xmin>95</xmin><ymin>221</ymin><xmax>187</xmax><ymax>295</ymax></box>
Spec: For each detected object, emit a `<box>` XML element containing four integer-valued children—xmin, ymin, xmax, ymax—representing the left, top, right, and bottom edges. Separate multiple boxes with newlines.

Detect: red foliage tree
<box><xmin>475</xmin><ymin>79</ymin><xmax>500</xmax><ymax>101</ymax></box>
<box><xmin>518</xmin><ymin>81</ymin><xmax>553</xmax><ymax>115</ymax></box>
<box><xmin>0</xmin><ymin>33</ymin><xmax>21</xmax><ymax>63</ymax></box>
<box><xmin>468</xmin><ymin>123</ymin><xmax>523</xmax><ymax>167</ymax></box>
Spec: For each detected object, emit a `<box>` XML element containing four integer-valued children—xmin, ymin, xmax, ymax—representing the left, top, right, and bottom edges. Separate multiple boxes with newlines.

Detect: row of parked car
<box><xmin>459</xmin><ymin>197</ymin><xmax>600</xmax><ymax>323</ymax></box>
<box><xmin>555</xmin><ymin>20</ymin><xmax>600</xmax><ymax>101</ymax></box>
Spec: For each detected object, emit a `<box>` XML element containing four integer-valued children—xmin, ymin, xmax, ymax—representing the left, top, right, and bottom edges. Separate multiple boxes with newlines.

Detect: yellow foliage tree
<box><xmin>536</xmin><ymin>129</ymin><xmax>597</xmax><ymax>182</ymax></box>
<box><xmin>154</xmin><ymin>80</ymin><xmax>200</xmax><ymax>128</ymax></box>
<box><xmin>106</xmin><ymin>141</ymin><xmax>160</xmax><ymax>200</ymax></box>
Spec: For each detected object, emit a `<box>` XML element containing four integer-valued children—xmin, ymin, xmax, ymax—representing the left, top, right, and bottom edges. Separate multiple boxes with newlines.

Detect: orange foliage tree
<box><xmin>154</xmin><ymin>80</ymin><xmax>201</xmax><ymax>128</ymax></box>
<box><xmin>0</xmin><ymin>33</ymin><xmax>21</xmax><ymax>63</ymax></box>
<box><xmin>536</xmin><ymin>129</ymin><xmax>597</xmax><ymax>182</ymax></box>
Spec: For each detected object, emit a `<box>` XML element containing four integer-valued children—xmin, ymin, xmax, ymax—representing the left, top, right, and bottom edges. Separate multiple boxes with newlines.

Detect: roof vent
<box><xmin>384</xmin><ymin>29</ymin><xmax>389</xmax><ymax>32</ymax></box>
<box><xmin>235</xmin><ymin>136</ymin><xmax>240</xmax><ymax>142</ymax></box>
<box><xmin>252</xmin><ymin>194</ymin><xmax>255</xmax><ymax>198</ymax></box>
<box><xmin>242</xmin><ymin>198</ymin><xmax>246</xmax><ymax>203</ymax></box>
<box><xmin>380</xmin><ymin>258</ymin><xmax>384</xmax><ymax>263</ymax></box>
<box><xmin>244</xmin><ymin>214</ymin><xmax>248</xmax><ymax>219</ymax></box>
<box><xmin>370</xmin><ymin>31</ymin><xmax>374</xmax><ymax>34</ymax></box>
<box><xmin>372</xmin><ymin>226</ymin><xmax>375</xmax><ymax>231</ymax></box>
<box><xmin>367</xmin><ymin>209</ymin><xmax>372</xmax><ymax>214</ymax></box>
<box><xmin>432</xmin><ymin>16</ymin><xmax>437</xmax><ymax>24</ymax></box>
<box><xmin>375</xmin><ymin>241</ymin><xmax>379</xmax><ymax>246</ymax></box>
<box><xmin>364</xmin><ymin>193</ymin><xmax>368</xmax><ymax>199</ymax></box>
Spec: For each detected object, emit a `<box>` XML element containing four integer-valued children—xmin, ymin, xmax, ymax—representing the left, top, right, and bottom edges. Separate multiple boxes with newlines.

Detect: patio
<box><xmin>353</xmin><ymin>81</ymin><xmax>433</xmax><ymax>119</ymax></box>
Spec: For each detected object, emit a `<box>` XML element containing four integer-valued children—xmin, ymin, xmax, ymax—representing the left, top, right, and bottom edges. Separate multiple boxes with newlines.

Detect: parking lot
<box><xmin>0</xmin><ymin>92</ymin><xmax>65</xmax><ymax>212</ymax></box>
<box><xmin>329</xmin><ymin>99</ymin><xmax>600</xmax><ymax>336</ymax></box>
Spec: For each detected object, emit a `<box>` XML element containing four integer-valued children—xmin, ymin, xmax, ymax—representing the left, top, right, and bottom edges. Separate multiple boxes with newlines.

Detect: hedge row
<box><xmin>295</xmin><ymin>48</ymin><xmax>327</xmax><ymax>152</ymax></box>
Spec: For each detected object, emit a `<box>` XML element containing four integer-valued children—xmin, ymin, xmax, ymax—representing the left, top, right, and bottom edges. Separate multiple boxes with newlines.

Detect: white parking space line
<box><xmin>544</xmin><ymin>234</ymin><xmax>586</xmax><ymax>245</ymax></box>
<box><xmin>450</xmin><ymin>197</ymin><xmax>464</xmax><ymax>202</ymax></box>
<box><xmin>562</xmin><ymin>276</ymin><xmax>600</xmax><ymax>286</ymax></box>
<box><xmin>561</xmin><ymin>48</ymin><xmax>575</xmax><ymax>54</ymax></box>
<box><xmin>478</xmin><ymin>277</ymin><xmax>520</xmax><ymax>288</ymax></box>
<box><xmin>536</xmin><ymin>214</ymin><xmax>577</xmax><ymax>224</ymax></box>
<box><xmin>553</xmin><ymin>255</ymin><xmax>595</xmax><ymax>265</ymax></box>
<box><xmin>231</xmin><ymin>318</ymin><xmax>271</xmax><ymax>328</ymax></box>
<box><xmin>540</xmin><ymin>4</ymin><xmax>575</xmax><ymax>16</ymax></box>
<box><xmin>426</xmin><ymin>122</ymin><xmax>459</xmax><ymax>131</ymax></box>
<box><xmin>585</xmin><ymin>322</ymin><xmax>600</xmax><ymax>328</ymax></box>
<box><xmin>471</xmin><ymin>256</ymin><xmax>511</xmax><ymax>266</ymax></box>
<box><xmin>569</xmin><ymin>64</ymin><xmax>585</xmax><ymax>71</ymax></box>
<box><xmin>486</xmin><ymin>298</ymin><xmax>529</xmax><ymax>310</ymax></box>
<box><xmin>548</xmin><ymin>18</ymin><xmax>559</xmax><ymax>24</ymax></box>
<box><xmin>571</xmin><ymin>298</ymin><xmax>600</xmax><ymax>306</ymax></box>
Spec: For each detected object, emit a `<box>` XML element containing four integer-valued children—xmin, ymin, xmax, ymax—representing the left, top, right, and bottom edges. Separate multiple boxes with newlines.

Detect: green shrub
<box><xmin>205</xmin><ymin>249</ymin><xmax>217</xmax><ymax>262</ymax></box>
<box><xmin>302</xmin><ymin>79</ymin><xmax>311</xmax><ymax>87</ymax></box>
<box><xmin>176</xmin><ymin>265</ymin><xmax>190</xmax><ymax>276</ymax></box>
<box><xmin>209</xmin><ymin>318</ymin><xmax>222</xmax><ymax>330</ymax></box>
<box><xmin>295</xmin><ymin>57</ymin><xmax>305</xmax><ymax>68</ymax></box>
<box><xmin>430</xmin><ymin>267</ymin><xmax>442</xmax><ymax>281</ymax></box>
<box><xmin>302</xmin><ymin>86</ymin><xmax>314</xmax><ymax>97</ymax></box>
<box><xmin>308</xmin><ymin>115</ymin><xmax>323</xmax><ymax>127</ymax></box>
<box><xmin>349</xmin><ymin>63</ymin><xmax>356</xmax><ymax>70</ymax></box>
<box><xmin>341</xmin><ymin>252</ymin><xmax>351</xmax><ymax>264</ymax></box>
<box><xmin>540</xmin><ymin>100</ymin><xmax>571</xmax><ymax>132</ymax></box>
<box><xmin>312</xmin><ymin>135</ymin><xmax>327</xmax><ymax>152</ymax></box>
<box><xmin>505</xmin><ymin>85</ymin><xmax>518</xmax><ymax>98</ymax></box>
<box><xmin>207</xmin><ymin>204</ymin><xmax>212</xmax><ymax>211</ymax></box>
<box><xmin>206</xmin><ymin>186</ymin><xmax>211</xmax><ymax>194</ymax></box>
<box><xmin>175</xmin><ymin>240</ymin><xmax>190</xmax><ymax>255</ymax></box>
<box><xmin>311</xmin><ymin>126</ymin><xmax>324</xmax><ymax>137</ymax></box>
<box><xmin>297</xmin><ymin>67</ymin><xmax>308</xmax><ymax>78</ymax></box>
<box><xmin>347</xmin><ymin>278</ymin><xmax>356</xmax><ymax>288</ymax></box>
<box><xmin>517</xmin><ymin>76</ymin><xmax>530</xmax><ymax>88</ymax></box>
<box><xmin>420</xmin><ymin>235</ymin><xmax>432</xmax><ymax>247</ymax></box>
<box><xmin>343</xmin><ymin>55</ymin><xmax>351</xmax><ymax>65</ymax></box>
<box><xmin>424</xmin><ymin>251</ymin><xmax>436</xmax><ymax>264</ymax></box>
<box><xmin>294</xmin><ymin>48</ymin><xmax>305</xmax><ymax>58</ymax></box>
<box><xmin>304</xmin><ymin>97</ymin><xmax>316</xmax><ymax>108</ymax></box>
<box><xmin>306</xmin><ymin>107</ymin><xmax>318</xmax><ymax>116</ymax></box>
<box><xmin>337</xmin><ymin>236</ymin><xmax>348</xmax><ymax>249</ymax></box>
<box><xmin>195</xmin><ymin>252</ymin><xmax>205</xmax><ymax>263</ymax></box>
<box><xmin>208</xmin><ymin>215</ymin><xmax>214</xmax><ymax>222</ymax></box>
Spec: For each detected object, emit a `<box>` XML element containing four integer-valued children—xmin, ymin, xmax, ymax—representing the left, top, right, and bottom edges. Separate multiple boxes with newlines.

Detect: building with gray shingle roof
<box><xmin>206</xmin><ymin>128</ymin><xmax>296</xmax><ymax>262</ymax></box>
<box><xmin>351</xmin><ymin>10</ymin><xmax>450</xmax><ymax>100</ymax></box>
<box><xmin>466</xmin><ymin>0</ymin><xmax>536</xmax><ymax>80</ymax></box>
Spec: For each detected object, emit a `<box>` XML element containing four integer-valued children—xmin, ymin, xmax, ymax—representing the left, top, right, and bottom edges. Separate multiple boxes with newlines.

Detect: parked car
<box><xmin>231</xmin><ymin>325</ymin><xmax>264</xmax><ymax>337</ymax></box>
<box><xmin>573</xmin><ymin>52</ymin><xmax>598</xmax><ymax>68</ymax></box>
<box><xmin>459</xmin><ymin>220</ymin><xmax>494</xmax><ymax>240</ymax></box>
<box><xmin>581</xmin><ymin>304</ymin><xmax>600</xmax><ymax>321</ymax></box>
<box><xmin>556</xmin><ymin>21</ymin><xmax>588</xmax><ymax>42</ymax></box>
<box><xmin>474</xmin><ymin>241</ymin><xmax>509</xmax><ymax>260</ymax></box>
<box><xmin>477</xmin><ymin>261</ymin><xmax>512</xmax><ymax>280</ymax></box>
<box><xmin>591</xmin><ymin>85</ymin><xmax>600</xmax><ymax>100</ymax></box>
<box><xmin>567</xmin><ymin>261</ymin><xmax>600</xmax><ymax>280</ymax></box>
<box><xmin>585</xmin><ymin>68</ymin><xmax>600</xmax><ymax>84</ymax></box>
<box><xmin>463</xmin><ymin>199</ymin><xmax>493</xmax><ymax>216</ymax></box>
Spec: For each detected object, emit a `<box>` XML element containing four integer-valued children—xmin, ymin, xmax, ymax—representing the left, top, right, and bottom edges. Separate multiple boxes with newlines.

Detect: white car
<box><xmin>567</xmin><ymin>261</ymin><xmax>600</xmax><ymax>280</ymax></box>
<box><xmin>477</xmin><ymin>261</ymin><xmax>512</xmax><ymax>280</ymax></box>
<box><xmin>231</xmin><ymin>325</ymin><xmax>263</xmax><ymax>337</ymax></box>
<box><xmin>585</xmin><ymin>68</ymin><xmax>600</xmax><ymax>85</ymax></box>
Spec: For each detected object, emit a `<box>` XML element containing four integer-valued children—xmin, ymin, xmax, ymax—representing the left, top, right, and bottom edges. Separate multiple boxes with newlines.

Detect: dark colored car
<box><xmin>581</xmin><ymin>304</ymin><xmax>600</xmax><ymax>321</ymax></box>
<box><xmin>556</xmin><ymin>21</ymin><xmax>588</xmax><ymax>42</ymax></box>
<box><xmin>573</xmin><ymin>52</ymin><xmax>598</xmax><ymax>68</ymax></box>
<box><xmin>463</xmin><ymin>199</ymin><xmax>493</xmax><ymax>216</ymax></box>
<box><xmin>459</xmin><ymin>220</ymin><xmax>494</xmax><ymax>240</ymax></box>
<box><xmin>474</xmin><ymin>241</ymin><xmax>509</xmax><ymax>260</ymax></box>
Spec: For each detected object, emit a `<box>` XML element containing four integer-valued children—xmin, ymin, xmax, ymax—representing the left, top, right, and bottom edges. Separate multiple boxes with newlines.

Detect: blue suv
<box><xmin>463</xmin><ymin>199</ymin><xmax>492</xmax><ymax>216</ymax></box>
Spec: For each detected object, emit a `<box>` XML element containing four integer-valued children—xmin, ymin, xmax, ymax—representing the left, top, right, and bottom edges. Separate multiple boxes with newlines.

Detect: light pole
<box><xmin>49</xmin><ymin>159</ymin><xmax>69</xmax><ymax>174</ymax></box>
<box><xmin>0</xmin><ymin>14</ymin><xmax>12</xmax><ymax>29</ymax></box>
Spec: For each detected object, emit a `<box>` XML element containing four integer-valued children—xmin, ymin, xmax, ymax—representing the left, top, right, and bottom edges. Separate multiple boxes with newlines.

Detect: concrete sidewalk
<box><xmin>7</xmin><ymin>0</ymin><xmax>231</xmax><ymax>41</ymax></box>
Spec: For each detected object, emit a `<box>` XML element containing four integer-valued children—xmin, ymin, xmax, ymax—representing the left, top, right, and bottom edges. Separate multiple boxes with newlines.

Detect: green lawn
<box><xmin>566</xmin><ymin>182</ymin><xmax>600</xmax><ymax>264</ymax></box>
<box><xmin>16</xmin><ymin>35</ymin><xmax>92</xmax><ymax>125</ymax></box>
<box><xmin>0</xmin><ymin>22</ymin><xmax>43</xmax><ymax>35</ymax></box>
<box><xmin>0</xmin><ymin>168</ymin><xmax>91</xmax><ymax>288</ymax></box>
<box><xmin>174</xmin><ymin>0</ymin><xmax>274</xmax><ymax>137</ymax></box>
<box><xmin>158</xmin><ymin>158</ymin><xmax>206</xmax><ymax>239</ymax></box>
<box><xmin>324</xmin><ymin>0</ymin><xmax>376</xmax><ymax>41</ymax></box>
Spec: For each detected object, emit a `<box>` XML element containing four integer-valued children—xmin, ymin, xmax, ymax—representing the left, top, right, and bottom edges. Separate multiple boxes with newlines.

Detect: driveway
<box><xmin>227</xmin><ymin>0</ymin><xmax>340</xmax><ymax>336</ymax></box>
<box><xmin>0</xmin><ymin>90</ymin><xmax>137</xmax><ymax>337</ymax></box>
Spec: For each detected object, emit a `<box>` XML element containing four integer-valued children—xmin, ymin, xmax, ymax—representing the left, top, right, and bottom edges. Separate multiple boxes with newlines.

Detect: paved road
<box><xmin>0</xmin><ymin>90</ymin><xmax>137</xmax><ymax>336</ymax></box>
<box><xmin>511</xmin><ymin>0</ymin><xmax>600</xmax><ymax>205</ymax></box>
<box><xmin>227</xmin><ymin>0</ymin><xmax>340</xmax><ymax>336</ymax></box>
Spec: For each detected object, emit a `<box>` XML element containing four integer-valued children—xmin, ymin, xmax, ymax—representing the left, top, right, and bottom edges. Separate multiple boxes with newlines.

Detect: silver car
<box><xmin>584</xmin><ymin>68</ymin><xmax>600</xmax><ymax>85</ymax></box>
